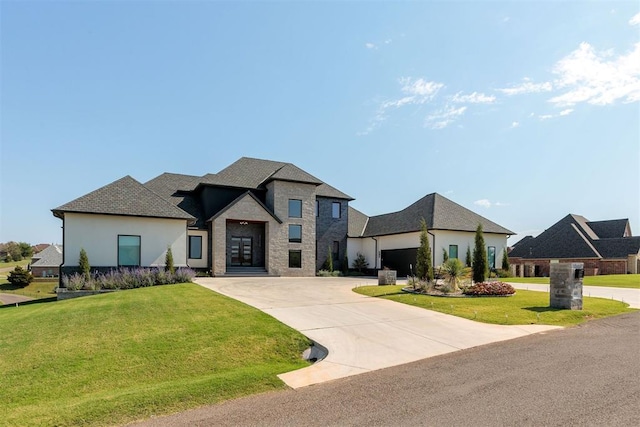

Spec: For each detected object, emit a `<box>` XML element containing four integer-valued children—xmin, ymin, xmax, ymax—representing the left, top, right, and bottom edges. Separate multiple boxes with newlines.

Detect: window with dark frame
<box><xmin>488</xmin><ymin>246</ymin><xmax>496</xmax><ymax>269</ymax></box>
<box><xmin>289</xmin><ymin>250</ymin><xmax>302</xmax><ymax>268</ymax></box>
<box><xmin>118</xmin><ymin>235</ymin><xmax>141</xmax><ymax>267</ymax></box>
<box><xmin>189</xmin><ymin>235</ymin><xmax>202</xmax><ymax>259</ymax></box>
<box><xmin>289</xmin><ymin>224</ymin><xmax>302</xmax><ymax>243</ymax></box>
<box><xmin>449</xmin><ymin>245</ymin><xmax>458</xmax><ymax>260</ymax></box>
<box><xmin>289</xmin><ymin>199</ymin><xmax>302</xmax><ymax>218</ymax></box>
<box><xmin>332</xmin><ymin>202</ymin><xmax>341</xmax><ymax>218</ymax></box>
<box><xmin>316</xmin><ymin>200</ymin><xmax>319</xmax><ymax>217</ymax></box>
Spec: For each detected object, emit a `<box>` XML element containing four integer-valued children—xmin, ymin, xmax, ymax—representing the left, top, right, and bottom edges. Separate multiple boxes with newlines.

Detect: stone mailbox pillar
<box><xmin>550</xmin><ymin>263</ymin><xmax>584</xmax><ymax>310</ymax></box>
<box><xmin>378</xmin><ymin>269</ymin><xmax>397</xmax><ymax>285</ymax></box>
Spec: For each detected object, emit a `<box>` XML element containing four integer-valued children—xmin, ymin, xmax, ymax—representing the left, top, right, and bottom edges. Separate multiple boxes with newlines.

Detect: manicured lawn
<box><xmin>506</xmin><ymin>274</ymin><xmax>640</xmax><ymax>289</ymax></box>
<box><xmin>353</xmin><ymin>285</ymin><xmax>635</xmax><ymax>326</ymax></box>
<box><xmin>0</xmin><ymin>284</ymin><xmax>310</xmax><ymax>426</ymax></box>
<box><xmin>0</xmin><ymin>258</ymin><xmax>31</xmax><ymax>271</ymax></box>
<box><xmin>0</xmin><ymin>280</ymin><xmax>58</xmax><ymax>301</ymax></box>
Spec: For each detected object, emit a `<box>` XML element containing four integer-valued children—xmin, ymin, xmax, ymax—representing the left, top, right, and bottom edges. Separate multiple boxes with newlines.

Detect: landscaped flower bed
<box><xmin>463</xmin><ymin>281</ymin><xmax>516</xmax><ymax>296</ymax></box>
<box><xmin>62</xmin><ymin>267</ymin><xmax>195</xmax><ymax>291</ymax></box>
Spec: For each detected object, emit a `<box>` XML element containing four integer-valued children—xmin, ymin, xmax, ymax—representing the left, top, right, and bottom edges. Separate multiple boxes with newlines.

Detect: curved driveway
<box><xmin>196</xmin><ymin>277</ymin><xmax>559</xmax><ymax>388</ymax></box>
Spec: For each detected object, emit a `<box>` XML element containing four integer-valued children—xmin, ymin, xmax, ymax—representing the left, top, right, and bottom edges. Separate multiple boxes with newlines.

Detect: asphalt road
<box><xmin>134</xmin><ymin>312</ymin><xmax>640</xmax><ymax>427</ymax></box>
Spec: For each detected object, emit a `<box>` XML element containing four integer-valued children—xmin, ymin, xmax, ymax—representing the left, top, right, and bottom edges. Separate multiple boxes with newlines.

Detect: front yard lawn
<box><xmin>353</xmin><ymin>285</ymin><xmax>635</xmax><ymax>326</ymax></box>
<box><xmin>0</xmin><ymin>279</ymin><xmax>58</xmax><ymax>301</ymax></box>
<box><xmin>0</xmin><ymin>283</ymin><xmax>310</xmax><ymax>426</ymax></box>
<box><xmin>506</xmin><ymin>274</ymin><xmax>640</xmax><ymax>289</ymax></box>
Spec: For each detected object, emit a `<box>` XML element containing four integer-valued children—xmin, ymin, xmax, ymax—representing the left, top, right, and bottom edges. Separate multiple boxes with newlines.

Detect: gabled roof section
<box><xmin>316</xmin><ymin>182</ymin><xmax>354</xmax><ymax>200</ymax></box>
<box><xmin>509</xmin><ymin>214</ymin><xmax>601</xmax><ymax>259</ymax></box>
<box><xmin>208</xmin><ymin>157</ymin><xmax>323</xmax><ymax>189</ymax></box>
<box><xmin>361</xmin><ymin>193</ymin><xmax>513</xmax><ymax>237</ymax></box>
<box><xmin>587</xmin><ymin>219</ymin><xmax>630</xmax><ymax>239</ymax></box>
<box><xmin>207</xmin><ymin>191</ymin><xmax>282</xmax><ymax>223</ymax></box>
<box><xmin>144</xmin><ymin>173</ymin><xmax>205</xmax><ymax>227</ymax></box>
<box><xmin>593</xmin><ymin>237</ymin><xmax>640</xmax><ymax>259</ymax></box>
<box><xmin>348</xmin><ymin>207</ymin><xmax>369</xmax><ymax>237</ymax></box>
<box><xmin>52</xmin><ymin>176</ymin><xmax>196</xmax><ymax>223</ymax></box>
<box><xmin>30</xmin><ymin>244</ymin><xmax>62</xmax><ymax>267</ymax></box>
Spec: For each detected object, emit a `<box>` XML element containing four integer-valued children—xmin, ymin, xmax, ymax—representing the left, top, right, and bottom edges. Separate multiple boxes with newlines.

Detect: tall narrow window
<box><xmin>118</xmin><ymin>235</ymin><xmax>141</xmax><ymax>267</ymax></box>
<box><xmin>449</xmin><ymin>245</ymin><xmax>458</xmax><ymax>260</ymax></box>
<box><xmin>332</xmin><ymin>240</ymin><xmax>339</xmax><ymax>261</ymax></box>
<box><xmin>289</xmin><ymin>199</ymin><xmax>302</xmax><ymax>218</ymax></box>
<box><xmin>488</xmin><ymin>246</ymin><xmax>496</xmax><ymax>269</ymax></box>
<box><xmin>189</xmin><ymin>235</ymin><xmax>202</xmax><ymax>259</ymax></box>
<box><xmin>289</xmin><ymin>224</ymin><xmax>302</xmax><ymax>243</ymax></box>
<box><xmin>289</xmin><ymin>250</ymin><xmax>302</xmax><ymax>268</ymax></box>
<box><xmin>332</xmin><ymin>202</ymin><xmax>341</xmax><ymax>218</ymax></box>
<box><xmin>316</xmin><ymin>200</ymin><xmax>319</xmax><ymax>217</ymax></box>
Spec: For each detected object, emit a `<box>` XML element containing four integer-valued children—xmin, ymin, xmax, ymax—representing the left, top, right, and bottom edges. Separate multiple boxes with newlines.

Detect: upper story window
<box><xmin>289</xmin><ymin>199</ymin><xmax>302</xmax><ymax>218</ymax></box>
<box><xmin>332</xmin><ymin>202</ymin><xmax>341</xmax><ymax>219</ymax></box>
<box><xmin>118</xmin><ymin>235</ymin><xmax>141</xmax><ymax>267</ymax></box>
<box><xmin>289</xmin><ymin>224</ymin><xmax>302</xmax><ymax>243</ymax></box>
<box><xmin>189</xmin><ymin>235</ymin><xmax>202</xmax><ymax>259</ymax></box>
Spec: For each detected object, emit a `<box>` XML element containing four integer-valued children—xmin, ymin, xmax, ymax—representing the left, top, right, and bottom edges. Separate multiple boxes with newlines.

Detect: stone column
<box><xmin>550</xmin><ymin>263</ymin><xmax>583</xmax><ymax>310</ymax></box>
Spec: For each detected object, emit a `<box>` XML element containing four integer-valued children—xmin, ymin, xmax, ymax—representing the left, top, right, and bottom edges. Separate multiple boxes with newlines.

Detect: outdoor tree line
<box><xmin>1</xmin><ymin>241</ymin><xmax>33</xmax><ymax>262</ymax></box>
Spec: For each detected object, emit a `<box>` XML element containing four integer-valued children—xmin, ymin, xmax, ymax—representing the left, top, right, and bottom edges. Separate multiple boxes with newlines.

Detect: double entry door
<box><xmin>230</xmin><ymin>237</ymin><xmax>253</xmax><ymax>266</ymax></box>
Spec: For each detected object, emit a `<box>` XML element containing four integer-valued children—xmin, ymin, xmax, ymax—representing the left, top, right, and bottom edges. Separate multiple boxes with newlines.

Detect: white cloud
<box><xmin>559</xmin><ymin>108</ymin><xmax>574</xmax><ymax>116</ymax></box>
<box><xmin>425</xmin><ymin>105</ymin><xmax>467</xmax><ymax>129</ymax></box>
<box><xmin>630</xmin><ymin>12</ymin><xmax>640</xmax><ymax>26</ymax></box>
<box><xmin>539</xmin><ymin>114</ymin><xmax>554</xmax><ymax>120</ymax></box>
<box><xmin>451</xmin><ymin>91</ymin><xmax>496</xmax><ymax>104</ymax></box>
<box><xmin>474</xmin><ymin>199</ymin><xmax>492</xmax><ymax>208</ymax></box>
<box><xmin>495</xmin><ymin>202</ymin><xmax>510</xmax><ymax>207</ymax></box>
<box><xmin>384</xmin><ymin>39</ymin><xmax>392</xmax><ymax>44</ymax></box>
<box><xmin>400</xmin><ymin>77</ymin><xmax>445</xmax><ymax>98</ymax></box>
<box><xmin>365</xmin><ymin>42</ymin><xmax>376</xmax><ymax>49</ymax></box>
<box><xmin>510</xmin><ymin>121</ymin><xmax>520</xmax><ymax>128</ymax></box>
<box><xmin>549</xmin><ymin>42</ymin><xmax>640</xmax><ymax>106</ymax></box>
<box><xmin>497</xmin><ymin>78</ymin><xmax>553</xmax><ymax>96</ymax></box>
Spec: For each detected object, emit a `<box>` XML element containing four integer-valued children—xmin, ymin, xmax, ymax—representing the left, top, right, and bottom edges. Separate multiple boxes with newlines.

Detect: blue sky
<box><xmin>1</xmin><ymin>1</ymin><xmax>639</xmax><ymax>246</ymax></box>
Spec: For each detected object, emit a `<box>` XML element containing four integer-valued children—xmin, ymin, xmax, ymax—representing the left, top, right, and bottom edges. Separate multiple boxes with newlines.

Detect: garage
<box><xmin>381</xmin><ymin>248</ymin><xmax>418</xmax><ymax>277</ymax></box>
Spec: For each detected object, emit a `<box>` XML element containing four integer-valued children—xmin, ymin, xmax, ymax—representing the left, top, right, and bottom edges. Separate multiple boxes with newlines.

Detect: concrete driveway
<box><xmin>196</xmin><ymin>277</ymin><xmax>559</xmax><ymax>388</ymax></box>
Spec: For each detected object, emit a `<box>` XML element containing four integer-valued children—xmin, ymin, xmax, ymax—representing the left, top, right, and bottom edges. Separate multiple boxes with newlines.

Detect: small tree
<box><xmin>416</xmin><ymin>218</ymin><xmax>434</xmax><ymax>282</ymax></box>
<box><xmin>465</xmin><ymin>246</ymin><xmax>472</xmax><ymax>267</ymax></box>
<box><xmin>165</xmin><ymin>246</ymin><xmax>175</xmax><ymax>274</ymax></box>
<box><xmin>19</xmin><ymin>242</ymin><xmax>33</xmax><ymax>259</ymax></box>
<box><xmin>7</xmin><ymin>266</ymin><xmax>33</xmax><ymax>288</ymax></box>
<box><xmin>326</xmin><ymin>246</ymin><xmax>333</xmax><ymax>272</ymax></box>
<box><xmin>5</xmin><ymin>242</ymin><xmax>22</xmax><ymax>262</ymax></box>
<box><xmin>442</xmin><ymin>248</ymin><xmax>449</xmax><ymax>263</ymax></box>
<box><xmin>79</xmin><ymin>248</ymin><xmax>90</xmax><ymax>281</ymax></box>
<box><xmin>501</xmin><ymin>247</ymin><xmax>510</xmax><ymax>272</ymax></box>
<box><xmin>472</xmin><ymin>223</ymin><xmax>488</xmax><ymax>283</ymax></box>
<box><xmin>352</xmin><ymin>252</ymin><xmax>369</xmax><ymax>272</ymax></box>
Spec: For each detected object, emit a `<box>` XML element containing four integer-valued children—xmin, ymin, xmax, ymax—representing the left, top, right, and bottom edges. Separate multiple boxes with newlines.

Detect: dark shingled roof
<box><xmin>53</xmin><ymin>176</ymin><xmax>196</xmax><ymax>223</ymax></box>
<box><xmin>509</xmin><ymin>214</ymin><xmax>640</xmax><ymax>260</ymax></box>
<box><xmin>30</xmin><ymin>244</ymin><xmax>62</xmax><ymax>267</ymax></box>
<box><xmin>144</xmin><ymin>173</ymin><xmax>206</xmax><ymax>227</ymax></box>
<box><xmin>348</xmin><ymin>207</ymin><xmax>369</xmax><ymax>237</ymax></box>
<box><xmin>317</xmin><ymin>183</ymin><xmax>354</xmax><ymax>201</ymax></box>
<box><xmin>587</xmin><ymin>219</ymin><xmax>630</xmax><ymax>239</ymax></box>
<box><xmin>357</xmin><ymin>193</ymin><xmax>513</xmax><ymax>237</ymax></box>
<box><xmin>209</xmin><ymin>157</ymin><xmax>323</xmax><ymax>189</ymax></box>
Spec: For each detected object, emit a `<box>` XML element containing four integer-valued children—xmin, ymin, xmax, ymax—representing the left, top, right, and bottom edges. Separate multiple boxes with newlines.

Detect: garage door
<box><xmin>381</xmin><ymin>248</ymin><xmax>418</xmax><ymax>277</ymax></box>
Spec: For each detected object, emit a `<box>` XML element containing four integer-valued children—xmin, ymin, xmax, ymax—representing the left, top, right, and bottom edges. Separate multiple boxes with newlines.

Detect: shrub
<box><xmin>472</xmin><ymin>223</ymin><xmax>488</xmax><ymax>283</ymax></box>
<box><xmin>352</xmin><ymin>253</ymin><xmax>369</xmax><ymax>272</ymax></box>
<box><xmin>416</xmin><ymin>218</ymin><xmax>434</xmax><ymax>282</ymax></box>
<box><xmin>317</xmin><ymin>269</ymin><xmax>341</xmax><ymax>277</ymax></box>
<box><xmin>173</xmin><ymin>268</ymin><xmax>196</xmax><ymax>283</ymax></box>
<box><xmin>501</xmin><ymin>247</ymin><xmax>510</xmax><ymax>271</ymax></box>
<box><xmin>7</xmin><ymin>266</ymin><xmax>33</xmax><ymax>288</ymax></box>
<box><xmin>463</xmin><ymin>281</ymin><xmax>515</xmax><ymax>296</ymax></box>
<box><xmin>165</xmin><ymin>246</ymin><xmax>175</xmax><ymax>274</ymax></box>
<box><xmin>496</xmin><ymin>269</ymin><xmax>511</xmax><ymax>278</ymax></box>
<box><xmin>441</xmin><ymin>258</ymin><xmax>464</xmax><ymax>292</ymax></box>
<box><xmin>79</xmin><ymin>248</ymin><xmax>90</xmax><ymax>281</ymax></box>
<box><xmin>61</xmin><ymin>266</ymin><xmax>195</xmax><ymax>291</ymax></box>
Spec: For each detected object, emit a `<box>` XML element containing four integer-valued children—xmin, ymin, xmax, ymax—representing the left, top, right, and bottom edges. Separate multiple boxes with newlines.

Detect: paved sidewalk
<box><xmin>196</xmin><ymin>277</ymin><xmax>559</xmax><ymax>388</ymax></box>
<box><xmin>0</xmin><ymin>293</ymin><xmax>34</xmax><ymax>305</ymax></box>
<box><xmin>506</xmin><ymin>282</ymin><xmax>640</xmax><ymax>308</ymax></box>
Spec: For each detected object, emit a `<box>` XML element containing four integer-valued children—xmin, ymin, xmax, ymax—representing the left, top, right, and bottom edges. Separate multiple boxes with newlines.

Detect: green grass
<box><xmin>505</xmin><ymin>274</ymin><xmax>640</xmax><ymax>289</ymax></box>
<box><xmin>0</xmin><ymin>280</ymin><xmax>58</xmax><ymax>301</ymax></box>
<box><xmin>353</xmin><ymin>285</ymin><xmax>635</xmax><ymax>326</ymax></box>
<box><xmin>0</xmin><ymin>284</ymin><xmax>310</xmax><ymax>426</ymax></box>
<box><xmin>0</xmin><ymin>258</ymin><xmax>31</xmax><ymax>270</ymax></box>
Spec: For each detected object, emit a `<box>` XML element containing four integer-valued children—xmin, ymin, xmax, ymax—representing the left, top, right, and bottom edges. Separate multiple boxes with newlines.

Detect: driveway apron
<box><xmin>195</xmin><ymin>277</ymin><xmax>559</xmax><ymax>388</ymax></box>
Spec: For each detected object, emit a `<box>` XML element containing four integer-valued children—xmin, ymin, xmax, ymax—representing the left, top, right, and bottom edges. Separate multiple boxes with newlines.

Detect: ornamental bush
<box><xmin>62</xmin><ymin>267</ymin><xmax>195</xmax><ymax>291</ymax></box>
<box><xmin>463</xmin><ymin>281</ymin><xmax>515</xmax><ymax>296</ymax></box>
<box><xmin>7</xmin><ymin>266</ymin><xmax>33</xmax><ymax>288</ymax></box>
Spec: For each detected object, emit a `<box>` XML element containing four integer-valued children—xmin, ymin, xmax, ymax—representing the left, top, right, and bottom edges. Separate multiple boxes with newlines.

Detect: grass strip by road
<box><xmin>0</xmin><ymin>283</ymin><xmax>310</xmax><ymax>427</ymax></box>
<box><xmin>0</xmin><ymin>279</ymin><xmax>57</xmax><ymax>301</ymax></box>
<box><xmin>505</xmin><ymin>274</ymin><xmax>640</xmax><ymax>289</ymax></box>
<box><xmin>353</xmin><ymin>285</ymin><xmax>635</xmax><ymax>326</ymax></box>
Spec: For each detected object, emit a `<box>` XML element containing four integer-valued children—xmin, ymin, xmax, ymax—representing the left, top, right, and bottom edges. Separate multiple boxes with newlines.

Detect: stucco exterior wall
<box><xmin>62</xmin><ymin>213</ymin><xmax>188</xmax><ymax>268</ymax></box>
<box><xmin>187</xmin><ymin>229</ymin><xmax>208</xmax><ymax>269</ymax></box>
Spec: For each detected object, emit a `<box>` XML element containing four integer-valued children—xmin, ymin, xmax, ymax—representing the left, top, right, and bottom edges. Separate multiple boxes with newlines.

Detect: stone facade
<box><xmin>316</xmin><ymin>197</ymin><xmax>348</xmax><ymax>271</ymax></box>
<box><xmin>549</xmin><ymin>263</ymin><xmax>583</xmax><ymax>310</ymax></box>
<box><xmin>265</xmin><ymin>180</ymin><xmax>316</xmax><ymax>277</ymax></box>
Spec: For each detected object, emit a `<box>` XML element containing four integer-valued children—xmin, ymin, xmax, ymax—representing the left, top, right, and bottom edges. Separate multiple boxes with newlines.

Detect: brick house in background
<box><xmin>508</xmin><ymin>214</ymin><xmax>640</xmax><ymax>276</ymax></box>
<box><xmin>30</xmin><ymin>244</ymin><xmax>63</xmax><ymax>277</ymax></box>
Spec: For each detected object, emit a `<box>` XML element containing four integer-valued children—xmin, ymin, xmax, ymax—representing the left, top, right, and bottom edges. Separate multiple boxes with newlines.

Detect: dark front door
<box><xmin>230</xmin><ymin>237</ymin><xmax>253</xmax><ymax>266</ymax></box>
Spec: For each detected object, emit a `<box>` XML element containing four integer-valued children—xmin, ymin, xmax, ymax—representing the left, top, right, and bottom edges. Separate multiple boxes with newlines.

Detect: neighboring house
<box><xmin>508</xmin><ymin>214</ymin><xmax>640</xmax><ymax>277</ymax></box>
<box><xmin>347</xmin><ymin>193</ymin><xmax>514</xmax><ymax>276</ymax></box>
<box><xmin>32</xmin><ymin>243</ymin><xmax>50</xmax><ymax>255</ymax></box>
<box><xmin>52</xmin><ymin>157</ymin><xmax>352</xmax><ymax>280</ymax></box>
<box><xmin>30</xmin><ymin>244</ymin><xmax>63</xmax><ymax>277</ymax></box>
